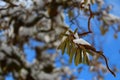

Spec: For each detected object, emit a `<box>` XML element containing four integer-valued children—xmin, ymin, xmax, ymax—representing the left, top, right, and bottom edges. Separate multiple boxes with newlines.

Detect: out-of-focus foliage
<box><xmin>0</xmin><ymin>0</ymin><xmax>119</xmax><ymax>80</ymax></box>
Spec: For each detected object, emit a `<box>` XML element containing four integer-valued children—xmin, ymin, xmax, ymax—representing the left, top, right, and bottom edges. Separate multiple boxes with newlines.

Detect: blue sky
<box><xmin>64</xmin><ymin>0</ymin><xmax>120</xmax><ymax>80</ymax></box>
<box><xmin>4</xmin><ymin>0</ymin><xmax>120</xmax><ymax>80</ymax></box>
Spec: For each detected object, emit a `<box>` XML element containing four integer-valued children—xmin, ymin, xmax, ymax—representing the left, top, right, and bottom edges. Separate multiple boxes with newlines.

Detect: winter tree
<box><xmin>0</xmin><ymin>0</ymin><xmax>119</xmax><ymax>80</ymax></box>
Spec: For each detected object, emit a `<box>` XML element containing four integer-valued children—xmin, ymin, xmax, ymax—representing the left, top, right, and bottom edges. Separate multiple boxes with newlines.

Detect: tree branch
<box><xmin>78</xmin><ymin>4</ymin><xmax>93</xmax><ymax>36</ymax></box>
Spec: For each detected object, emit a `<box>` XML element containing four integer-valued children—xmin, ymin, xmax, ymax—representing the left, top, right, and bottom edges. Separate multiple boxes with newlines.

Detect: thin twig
<box><xmin>90</xmin><ymin>50</ymin><xmax>116</xmax><ymax>77</ymax></box>
<box><xmin>78</xmin><ymin>4</ymin><xmax>93</xmax><ymax>36</ymax></box>
<box><xmin>99</xmin><ymin>52</ymin><xmax>116</xmax><ymax>77</ymax></box>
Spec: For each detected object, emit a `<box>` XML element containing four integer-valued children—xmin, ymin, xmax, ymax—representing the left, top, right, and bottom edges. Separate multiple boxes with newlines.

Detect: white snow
<box><xmin>73</xmin><ymin>38</ymin><xmax>91</xmax><ymax>45</ymax></box>
<box><xmin>74</xmin><ymin>32</ymin><xmax>79</xmax><ymax>39</ymax></box>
